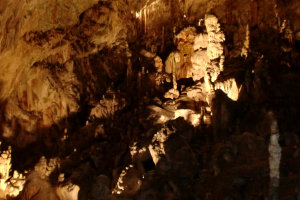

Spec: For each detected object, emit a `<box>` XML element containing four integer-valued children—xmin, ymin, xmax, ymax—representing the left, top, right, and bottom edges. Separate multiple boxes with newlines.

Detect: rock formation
<box><xmin>0</xmin><ymin>0</ymin><xmax>299</xmax><ymax>199</ymax></box>
<box><xmin>0</xmin><ymin>145</ymin><xmax>25</xmax><ymax>198</ymax></box>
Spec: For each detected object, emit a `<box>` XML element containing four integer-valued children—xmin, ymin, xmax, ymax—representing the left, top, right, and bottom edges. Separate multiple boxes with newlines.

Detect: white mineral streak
<box><xmin>135</xmin><ymin>0</ymin><xmax>161</xmax><ymax>33</ymax></box>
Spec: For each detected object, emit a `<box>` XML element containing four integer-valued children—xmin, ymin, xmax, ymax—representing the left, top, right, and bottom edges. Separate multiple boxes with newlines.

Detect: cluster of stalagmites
<box><xmin>19</xmin><ymin>156</ymin><xmax>79</xmax><ymax>200</ymax></box>
<box><xmin>152</xmin><ymin>14</ymin><xmax>241</xmax><ymax>104</ymax></box>
<box><xmin>0</xmin><ymin>145</ymin><xmax>80</xmax><ymax>200</ymax></box>
<box><xmin>0</xmin><ymin>12</ymin><xmax>283</xmax><ymax>200</ymax></box>
<box><xmin>110</xmin><ymin>14</ymin><xmax>241</xmax><ymax>198</ymax></box>
<box><xmin>138</xmin><ymin>14</ymin><xmax>240</xmax><ymax>130</ymax></box>
<box><xmin>112</xmin><ymin>118</ymin><xmax>198</xmax><ymax>199</ymax></box>
<box><xmin>0</xmin><ymin>143</ymin><xmax>25</xmax><ymax>199</ymax></box>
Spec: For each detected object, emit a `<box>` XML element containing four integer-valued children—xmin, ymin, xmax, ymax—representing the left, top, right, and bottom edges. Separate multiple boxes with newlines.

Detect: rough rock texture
<box><xmin>0</xmin><ymin>0</ymin><xmax>299</xmax><ymax>199</ymax></box>
<box><xmin>0</xmin><ymin>145</ymin><xmax>25</xmax><ymax>198</ymax></box>
<box><xmin>0</xmin><ymin>0</ymin><xmax>133</xmax><ymax>147</ymax></box>
<box><xmin>89</xmin><ymin>87</ymin><xmax>127</xmax><ymax>120</ymax></box>
<box><xmin>215</xmin><ymin>78</ymin><xmax>241</xmax><ymax>101</ymax></box>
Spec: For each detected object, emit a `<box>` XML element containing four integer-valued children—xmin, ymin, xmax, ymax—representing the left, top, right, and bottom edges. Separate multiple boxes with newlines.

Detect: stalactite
<box><xmin>241</xmin><ymin>24</ymin><xmax>250</xmax><ymax>58</ymax></box>
<box><xmin>135</xmin><ymin>11</ymin><xmax>141</xmax><ymax>34</ymax></box>
<box><xmin>127</xmin><ymin>58</ymin><xmax>133</xmax><ymax>87</ymax></box>
<box><xmin>250</xmin><ymin>0</ymin><xmax>259</xmax><ymax>26</ymax></box>
<box><xmin>161</xmin><ymin>26</ymin><xmax>165</xmax><ymax>53</ymax></box>
<box><xmin>144</xmin><ymin>8</ymin><xmax>147</xmax><ymax>33</ymax></box>
<box><xmin>172</xmin><ymin>55</ymin><xmax>177</xmax><ymax>90</ymax></box>
<box><xmin>137</xmin><ymin>71</ymin><xmax>142</xmax><ymax>94</ymax></box>
<box><xmin>273</xmin><ymin>2</ymin><xmax>281</xmax><ymax>29</ymax></box>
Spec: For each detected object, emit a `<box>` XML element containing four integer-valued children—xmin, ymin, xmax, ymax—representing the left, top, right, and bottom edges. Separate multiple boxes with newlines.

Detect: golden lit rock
<box><xmin>214</xmin><ymin>78</ymin><xmax>241</xmax><ymax>101</ymax></box>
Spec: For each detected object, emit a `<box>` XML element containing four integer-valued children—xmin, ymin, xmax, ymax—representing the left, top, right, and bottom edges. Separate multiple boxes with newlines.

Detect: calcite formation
<box><xmin>205</xmin><ymin>15</ymin><xmax>225</xmax><ymax>80</ymax></box>
<box><xmin>163</xmin><ymin>14</ymin><xmax>227</xmax><ymax>105</ymax></box>
<box><xmin>214</xmin><ymin>78</ymin><xmax>241</xmax><ymax>101</ymax></box>
<box><xmin>165</xmin><ymin>27</ymin><xmax>196</xmax><ymax>87</ymax></box>
<box><xmin>56</xmin><ymin>184</ymin><xmax>80</xmax><ymax>200</ymax></box>
<box><xmin>34</xmin><ymin>156</ymin><xmax>60</xmax><ymax>179</ymax></box>
<box><xmin>18</xmin><ymin>156</ymin><xmax>80</xmax><ymax>200</ymax></box>
<box><xmin>0</xmin><ymin>0</ymin><xmax>132</xmax><ymax>148</ymax></box>
<box><xmin>0</xmin><ymin>144</ymin><xmax>25</xmax><ymax>198</ymax></box>
<box><xmin>268</xmin><ymin>111</ymin><xmax>281</xmax><ymax>199</ymax></box>
<box><xmin>148</xmin><ymin>126</ymin><xmax>174</xmax><ymax>165</ymax></box>
<box><xmin>130</xmin><ymin>142</ymin><xmax>149</xmax><ymax>163</ymax></box>
<box><xmin>89</xmin><ymin>87</ymin><xmax>127</xmax><ymax>120</ymax></box>
<box><xmin>3</xmin><ymin>63</ymin><xmax>80</xmax><ymax>146</ymax></box>
<box><xmin>0</xmin><ymin>0</ymin><xmax>299</xmax><ymax>199</ymax></box>
<box><xmin>112</xmin><ymin>165</ymin><xmax>142</xmax><ymax>196</ymax></box>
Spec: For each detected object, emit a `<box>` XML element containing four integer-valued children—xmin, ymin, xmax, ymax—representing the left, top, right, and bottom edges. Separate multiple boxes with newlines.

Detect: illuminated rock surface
<box><xmin>0</xmin><ymin>0</ymin><xmax>299</xmax><ymax>199</ymax></box>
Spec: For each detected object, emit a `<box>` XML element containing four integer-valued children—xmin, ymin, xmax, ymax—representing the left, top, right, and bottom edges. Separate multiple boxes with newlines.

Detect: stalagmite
<box><xmin>268</xmin><ymin>111</ymin><xmax>281</xmax><ymax>200</ymax></box>
<box><xmin>0</xmin><ymin>144</ymin><xmax>25</xmax><ymax>198</ymax></box>
<box><xmin>205</xmin><ymin>14</ymin><xmax>225</xmax><ymax>82</ymax></box>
